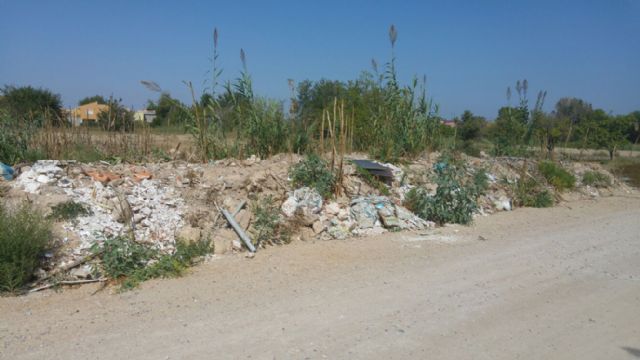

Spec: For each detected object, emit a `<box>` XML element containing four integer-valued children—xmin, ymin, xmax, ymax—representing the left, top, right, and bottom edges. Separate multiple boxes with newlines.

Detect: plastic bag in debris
<box><xmin>1</xmin><ymin>162</ymin><xmax>14</xmax><ymax>181</ymax></box>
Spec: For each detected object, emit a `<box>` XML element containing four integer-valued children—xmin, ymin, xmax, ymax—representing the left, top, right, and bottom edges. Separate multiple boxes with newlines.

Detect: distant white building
<box><xmin>134</xmin><ymin>109</ymin><xmax>157</xmax><ymax>123</ymax></box>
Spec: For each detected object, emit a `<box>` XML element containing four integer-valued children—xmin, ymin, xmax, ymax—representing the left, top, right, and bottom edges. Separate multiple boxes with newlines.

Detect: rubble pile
<box><xmin>13</xmin><ymin>160</ymin><xmax>185</xmax><ymax>255</ymax></box>
<box><xmin>281</xmin><ymin>188</ymin><xmax>432</xmax><ymax>240</ymax></box>
<box><xmin>1</xmin><ymin>153</ymin><xmax>629</xmax><ymax>281</ymax></box>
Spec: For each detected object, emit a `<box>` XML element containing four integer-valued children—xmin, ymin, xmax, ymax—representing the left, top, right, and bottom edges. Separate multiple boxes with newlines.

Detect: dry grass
<box><xmin>30</xmin><ymin>120</ymin><xmax>198</xmax><ymax>162</ymax></box>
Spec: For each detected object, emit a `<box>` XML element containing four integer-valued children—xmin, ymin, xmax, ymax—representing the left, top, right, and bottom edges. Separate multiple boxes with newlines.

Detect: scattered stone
<box><xmin>350</xmin><ymin>198</ymin><xmax>378</xmax><ymax>229</ymax></box>
<box><xmin>232</xmin><ymin>239</ymin><xmax>243</xmax><ymax>251</ymax></box>
<box><xmin>328</xmin><ymin>225</ymin><xmax>350</xmax><ymax>240</ymax></box>
<box><xmin>493</xmin><ymin>198</ymin><xmax>512</xmax><ymax>211</ymax></box>
<box><xmin>325</xmin><ymin>202</ymin><xmax>340</xmax><ymax>216</ymax></box>
<box><xmin>70</xmin><ymin>265</ymin><xmax>93</xmax><ymax>279</ymax></box>
<box><xmin>281</xmin><ymin>187</ymin><xmax>323</xmax><ymax>218</ymax></box>
<box><xmin>312</xmin><ymin>220</ymin><xmax>326</xmax><ymax>234</ymax></box>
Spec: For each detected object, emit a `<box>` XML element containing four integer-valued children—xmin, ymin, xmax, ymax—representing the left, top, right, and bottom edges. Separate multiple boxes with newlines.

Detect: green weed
<box><xmin>120</xmin><ymin>238</ymin><xmax>213</xmax><ymax>290</ymax></box>
<box><xmin>48</xmin><ymin>201</ymin><xmax>92</xmax><ymax>221</ymax></box>
<box><xmin>581</xmin><ymin>170</ymin><xmax>611</xmax><ymax>188</ymax></box>
<box><xmin>251</xmin><ymin>195</ymin><xmax>291</xmax><ymax>248</ymax></box>
<box><xmin>513</xmin><ymin>178</ymin><xmax>554</xmax><ymax>208</ymax></box>
<box><xmin>537</xmin><ymin>161</ymin><xmax>576</xmax><ymax>191</ymax></box>
<box><xmin>404</xmin><ymin>157</ymin><xmax>486</xmax><ymax>225</ymax></box>
<box><xmin>354</xmin><ymin>165</ymin><xmax>391</xmax><ymax>195</ymax></box>
<box><xmin>0</xmin><ymin>202</ymin><xmax>53</xmax><ymax>293</ymax></box>
<box><xmin>289</xmin><ymin>154</ymin><xmax>336</xmax><ymax>198</ymax></box>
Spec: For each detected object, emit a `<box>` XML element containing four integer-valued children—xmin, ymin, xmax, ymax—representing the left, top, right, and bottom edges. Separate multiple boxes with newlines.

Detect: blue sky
<box><xmin>1</xmin><ymin>0</ymin><xmax>638</xmax><ymax>118</ymax></box>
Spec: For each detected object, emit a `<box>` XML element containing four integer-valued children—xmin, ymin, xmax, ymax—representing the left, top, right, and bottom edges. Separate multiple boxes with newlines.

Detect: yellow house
<box><xmin>69</xmin><ymin>101</ymin><xmax>109</xmax><ymax>125</ymax></box>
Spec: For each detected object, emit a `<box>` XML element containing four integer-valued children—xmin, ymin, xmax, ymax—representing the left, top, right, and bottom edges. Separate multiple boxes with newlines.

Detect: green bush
<box><xmin>582</xmin><ymin>171</ymin><xmax>611</xmax><ymax>188</ymax></box>
<box><xmin>289</xmin><ymin>154</ymin><xmax>336</xmax><ymax>198</ymax></box>
<box><xmin>404</xmin><ymin>159</ymin><xmax>486</xmax><ymax>225</ymax></box>
<box><xmin>537</xmin><ymin>161</ymin><xmax>576</xmax><ymax>191</ymax></box>
<box><xmin>93</xmin><ymin>235</ymin><xmax>212</xmax><ymax>290</ymax></box>
<box><xmin>48</xmin><ymin>201</ymin><xmax>92</xmax><ymax>221</ymax></box>
<box><xmin>0</xmin><ymin>203</ymin><xmax>53</xmax><ymax>292</ymax></box>
<box><xmin>94</xmin><ymin>236</ymin><xmax>156</xmax><ymax>279</ymax></box>
<box><xmin>120</xmin><ymin>238</ymin><xmax>212</xmax><ymax>290</ymax></box>
<box><xmin>513</xmin><ymin>178</ymin><xmax>554</xmax><ymax>208</ymax></box>
<box><xmin>251</xmin><ymin>195</ymin><xmax>291</xmax><ymax>248</ymax></box>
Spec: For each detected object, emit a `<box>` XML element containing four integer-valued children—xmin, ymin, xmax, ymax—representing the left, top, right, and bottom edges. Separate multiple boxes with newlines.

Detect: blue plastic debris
<box><xmin>0</xmin><ymin>162</ymin><xmax>14</xmax><ymax>181</ymax></box>
<box><xmin>433</xmin><ymin>162</ymin><xmax>448</xmax><ymax>173</ymax></box>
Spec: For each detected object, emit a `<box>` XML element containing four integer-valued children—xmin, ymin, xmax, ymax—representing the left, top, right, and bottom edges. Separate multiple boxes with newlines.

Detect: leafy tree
<box><xmin>455</xmin><ymin>110</ymin><xmax>487</xmax><ymax>141</ymax></box>
<box><xmin>589</xmin><ymin>110</ymin><xmax>632</xmax><ymax>159</ymax></box>
<box><xmin>554</xmin><ymin>97</ymin><xmax>593</xmax><ymax>146</ymax></box>
<box><xmin>626</xmin><ymin>111</ymin><xmax>640</xmax><ymax>146</ymax></box>
<box><xmin>532</xmin><ymin>109</ymin><xmax>569</xmax><ymax>158</ymax></box>
<box><xmin>0</xmin><ymin>85</ymin><xmax>63</xmax><ymax>126</ymax></box>
<box><xmin>491</xmin><ymin>106</ymin><xmax>528</xmax><ymax>155</ymax></box>
<box><xmin>97</xmin><ymin>98</ymin><xmax>134</xmax><ymax>132</ymax></box>
<box><xmin>78</xmin><ymin>95</ymin><xmax>107</xmax><ymax>106</ymax></box>
<box><xmin>152</xmin><ymin>93</ymin><xmax>188</xmax><ymax>127</ymax></box>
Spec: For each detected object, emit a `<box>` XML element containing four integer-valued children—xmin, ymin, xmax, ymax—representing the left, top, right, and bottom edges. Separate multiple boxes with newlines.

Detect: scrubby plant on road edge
<box><xmin>538</xmin><ymin>161</ymin><xmax>576</xmax><ymax>191</ymax></box>
<box><xmin>91</xmin><ymin>235</ymin><xmax>213</xmax><ymax>291</ymax></box>
<box><xmin>251</xmin><ymin>195</ymin><xmax>291</xmax><ymax>248</ymax></box>
<box><xmin>404</xmin><ymin>157</ymin><xmax>486</xmax><ymax>225</ymax></box>
<box><xmin>581</xmin><ymin>170</ymin><xmax>611</xmax><ymax>188</ymax></box>
<box><xmin>512</xmin><ymin>178</ymin><xmax>554</xmax><ymax>208</ymax></box>
<box><xmin>0</xmin><ymin>203</ymin><xmax>53</xmax><ymax>293</ymax></box>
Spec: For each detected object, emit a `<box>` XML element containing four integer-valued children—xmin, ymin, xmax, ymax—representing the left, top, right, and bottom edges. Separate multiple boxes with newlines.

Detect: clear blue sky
<box><xmin>1</xmin><ymin>0</ymin><xmax>638</xmax><ymax>118</ymax></box>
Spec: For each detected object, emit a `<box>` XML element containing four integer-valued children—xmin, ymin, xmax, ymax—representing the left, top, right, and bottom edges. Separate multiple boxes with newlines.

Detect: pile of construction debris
<box><xmin>1</xmin><ymin>154</ymin><xmax>630</xmax><ymax>284</ymax></box>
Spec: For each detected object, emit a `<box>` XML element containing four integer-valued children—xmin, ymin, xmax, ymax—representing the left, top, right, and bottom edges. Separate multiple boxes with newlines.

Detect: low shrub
<box><xmin>404</xmin><ymin>158</ymin><xmax>486</xmax><ymax>225</ymax></box>
<box><xmin>48</xmin><ymin>201</ymin><xmax>93</xmax><ymax>221</ymax></box>
<box><xmin>93</xmin><ymin>235</ymin><xmax>213</xmax><ymax>290</ymax></box>
<box><xmin>512</xmin><ymin>178</ymin><xmax>554</xmax><ymax>208</ymax></box>
<box><xmin>251</xmin><ymin>195</ymin><xmax>291</xmax><ymax>247</ymax></box>
<box><xmin>94</xmin><ymin>236</ymin><xmax>156</xmax><ymax>279</ymax></box>
<box><xmin>120</xmin><ymin>238</ymin><xmax>213</xmax><ymax>290</ymax></box>
<box><xmin>0</xmin><ymin>203</ymin><xmax>53</xmax><ymax>292</ymax></box>
<box><xmin>582</xmin><ymin>171</ymin><xmax>611</xmax><ymax>188</ymax></box>
<box><xmin>289</xmin><ymin>153</ymin><xmax>335</xmax><ymax>198</ymax></box>
<box><xmin>537</xmin><ymin>161</ymin><xmax>576</xmax><ymax>191</ymax></box>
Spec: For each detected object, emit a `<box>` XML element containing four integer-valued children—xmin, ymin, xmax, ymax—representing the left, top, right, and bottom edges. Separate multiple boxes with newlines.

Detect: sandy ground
<box><xmin>1</xmin><ymin>195</ymin><xmax>640</xmax><ymax>360</ymax></box>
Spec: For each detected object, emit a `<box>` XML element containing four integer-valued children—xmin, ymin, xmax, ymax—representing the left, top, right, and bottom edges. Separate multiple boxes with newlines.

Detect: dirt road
<box><xmin>2</xmin><ymin>195</ymin><xmax>640</xmax><ymax>359</ymax></box>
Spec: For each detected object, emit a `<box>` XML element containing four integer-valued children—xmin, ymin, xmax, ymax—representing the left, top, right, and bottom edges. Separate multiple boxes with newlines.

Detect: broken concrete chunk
<box><xmin>350</xmin><ymin>197</ymin><xmax>379</xmax><ymax>229</ymax></box>
<box><xmin>281</xmin><ymin>187</ymin><xmax>323</xmax><ymax>218</ymax></box>
<box><xmin>328</xmin><ymin>225</ymin><xmax>350</xmax><ymax>240</ymax></box>
<box><xmin>312</xmin><ymin>220</ymin><xmax>326</xmax><ymax>234</ymax></box>
<box><xmin>380</xmin><ymin>215</ymin><xmax>401</xmax><ymax>228</ymax></box>
<box><xmin>493</xmin><ymin>198</ymin><xmax>512</xmax><ymax>211</ymax></box>
<box><xmin>325</xmin><ymin>202</ymin><xmax>340</xmax><ymax>216</ymax></box>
